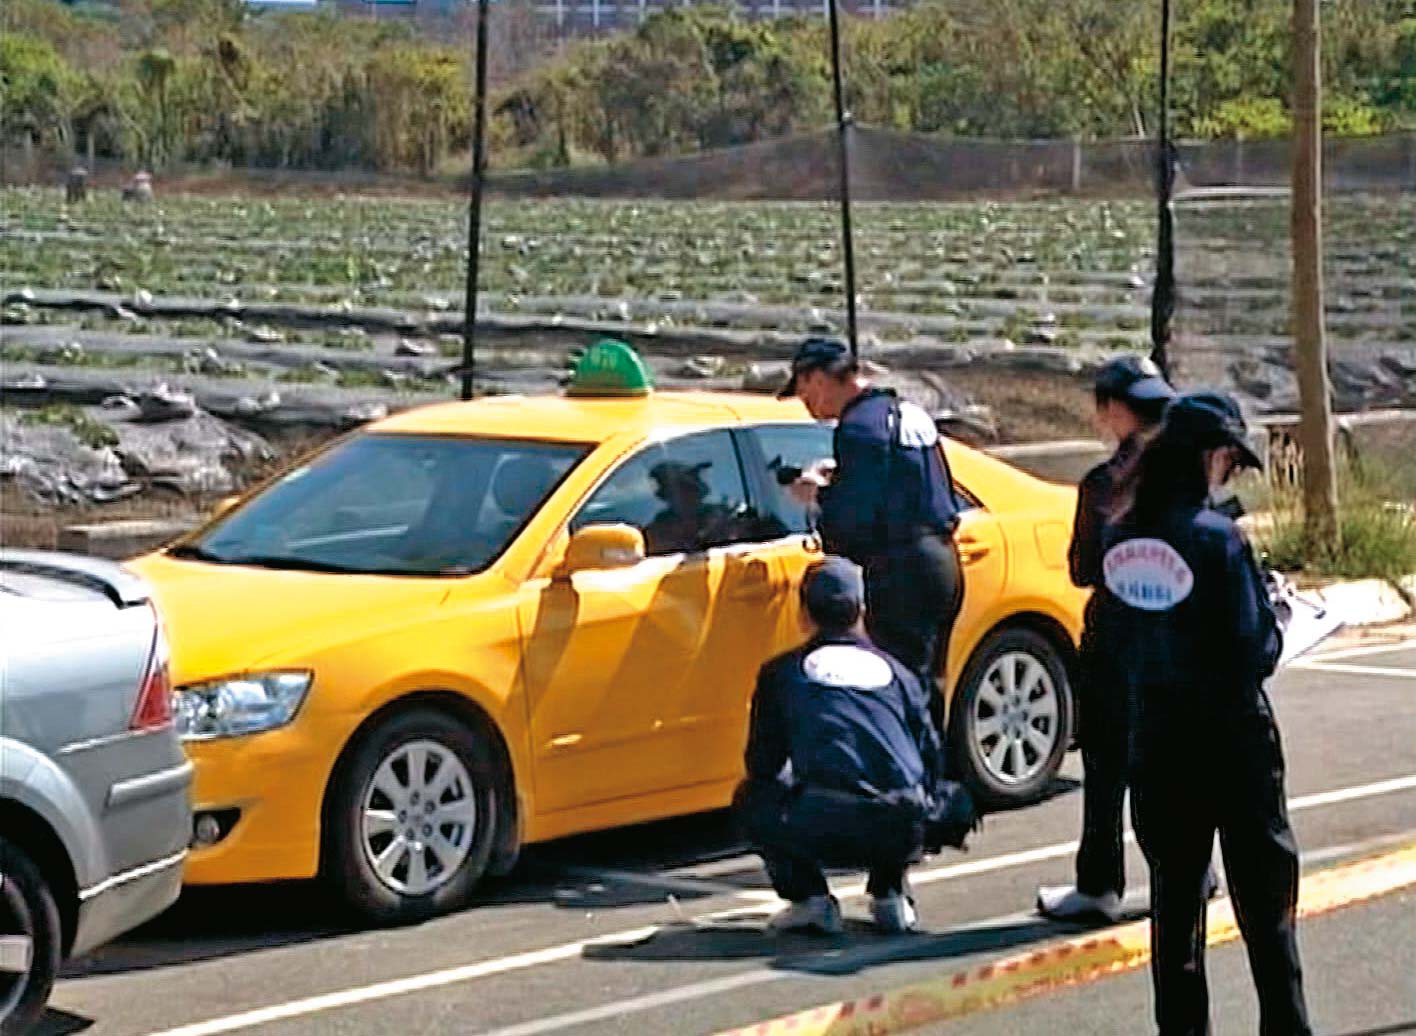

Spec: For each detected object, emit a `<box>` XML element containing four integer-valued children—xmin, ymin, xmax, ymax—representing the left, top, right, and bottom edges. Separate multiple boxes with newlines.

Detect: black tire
<box><xmin>0</xmin><ymin>836</ymin><xmax>62</xmax><ymax>1036</ymax></box>
<box><xmin>323</xmin><ymin>708</ymin><xmax>500</xmax><ymax>925</ymax></box>
<box><xmin>948</xmin><ymin>627</ymin><xmax>1074</xmax><ymax>810</ymax></box>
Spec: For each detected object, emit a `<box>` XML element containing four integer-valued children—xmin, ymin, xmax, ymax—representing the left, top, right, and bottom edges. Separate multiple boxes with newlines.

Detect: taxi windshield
<box><xmin>178</xmin><ymin>433</ymin><xmax>590</xmax><ymax>576</ymax></box>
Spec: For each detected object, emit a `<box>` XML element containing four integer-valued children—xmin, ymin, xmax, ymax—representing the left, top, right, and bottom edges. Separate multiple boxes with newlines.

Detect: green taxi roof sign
<box><xmin>565</xmin><ymin>338</ymin><xmax>654</xmax><ymax>398</ymax></box>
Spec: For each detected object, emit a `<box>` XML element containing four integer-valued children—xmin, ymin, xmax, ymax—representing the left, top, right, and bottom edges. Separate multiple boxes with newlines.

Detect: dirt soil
<box><xmin>0</xmin><ymin>371</ymin><xmax>1093</xmax><ymax>551</ymax></box>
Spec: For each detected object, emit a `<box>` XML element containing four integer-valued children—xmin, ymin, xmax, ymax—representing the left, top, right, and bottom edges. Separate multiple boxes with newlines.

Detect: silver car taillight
<box><xmin>131</xmin><ymin>612</ymin><xmax>174</xmax><ymax>731</ymax></box>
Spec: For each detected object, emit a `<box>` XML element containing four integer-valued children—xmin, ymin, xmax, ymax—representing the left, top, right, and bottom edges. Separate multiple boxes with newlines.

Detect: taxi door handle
<box><xmin>957</xmin><ymin>537</ymin><xmax>991</xmax><ymax>565</ymax></box>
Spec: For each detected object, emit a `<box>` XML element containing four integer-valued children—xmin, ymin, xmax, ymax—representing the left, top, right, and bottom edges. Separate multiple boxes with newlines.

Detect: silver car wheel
<box><xmin>360</xmin><ymin>739</ymin><xmax>477</xmax><ymax>897</ymax></box>
<box><xmin>0</xmin><ymin>879</ymin><xmax>33</xmax><ymax>1018</ymax></box>
<box><xmin>971</xmin><ymin>650</ymin><xmax>1061</xmax><ymax>787</ymax></box>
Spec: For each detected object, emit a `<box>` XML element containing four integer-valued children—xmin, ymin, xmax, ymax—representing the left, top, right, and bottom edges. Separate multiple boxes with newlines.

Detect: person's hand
<box><xmin>786</xmin><ymin>459</ymin><xmax>835</xmax><ymax>507</ymax></box>
<box><xmin>786</xmin><ymin>477</ymin><xmax>819</xmax><ymax>507</ymax></box>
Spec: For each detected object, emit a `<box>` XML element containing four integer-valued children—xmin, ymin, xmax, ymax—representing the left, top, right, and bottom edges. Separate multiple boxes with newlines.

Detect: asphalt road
<box><xmin>40</xmin><ymin>629</ymin><xmax>1416</xmax><ymax>1036</ymax></box>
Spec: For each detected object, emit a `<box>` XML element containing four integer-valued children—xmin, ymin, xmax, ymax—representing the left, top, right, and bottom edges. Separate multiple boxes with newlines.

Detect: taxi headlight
<box><xmin>174</xmin><ymin>671</ymin><xmax>312</xmax><ymax>741</ymax></box>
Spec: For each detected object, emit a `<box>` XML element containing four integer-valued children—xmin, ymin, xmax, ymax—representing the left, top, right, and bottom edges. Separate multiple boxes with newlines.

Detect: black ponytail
<box><xmin>1110</xmin><ymin>428</ymin><xmax>1210</xmax><ymax>527</ymax></box>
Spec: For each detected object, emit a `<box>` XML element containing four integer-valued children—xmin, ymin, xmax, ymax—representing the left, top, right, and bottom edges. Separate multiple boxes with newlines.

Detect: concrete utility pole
<box><xmin>1292</xmin><ymin>0</ymin><xmax>1339</xmax><ymax>548</ymax></box>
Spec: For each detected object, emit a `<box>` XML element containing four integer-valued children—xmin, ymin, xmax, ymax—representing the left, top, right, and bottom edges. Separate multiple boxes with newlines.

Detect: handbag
<box><xmin>922</xmin><ymin>776</ymin><xmax>979</xmax><ymax>852</ymax></box>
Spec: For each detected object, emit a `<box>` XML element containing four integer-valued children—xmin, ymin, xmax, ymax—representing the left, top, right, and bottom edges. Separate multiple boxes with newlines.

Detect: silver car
<box><xmin>1</xmin><ymin>551</ymin><xmax>192</xmax><ymax>1035</ymax></box>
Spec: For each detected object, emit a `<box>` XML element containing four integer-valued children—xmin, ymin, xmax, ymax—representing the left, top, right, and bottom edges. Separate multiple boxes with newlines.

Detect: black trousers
<box><xmin>1131</xmin><ymin>711</ymin><xmax>1312</xmax><ymax>1036</ymax></box>
<box><xmin>864</xmin><ymin>535</ymin><xmax>964</xmax><ymax>728</ymax></box>
<box><xmin>1075</xmin><ymin>616</ymin><xmax>1219</xmax><ymax>901</ymax></box>
<box><xmin>737</xmin><ymin>779</ymin><xmax>923</xmax><ymax>902</ymax></box>
<box><xmin>1075</xmin><ymin>622</ymin><xmax>1128</xmax><ymax>897</ymax></box>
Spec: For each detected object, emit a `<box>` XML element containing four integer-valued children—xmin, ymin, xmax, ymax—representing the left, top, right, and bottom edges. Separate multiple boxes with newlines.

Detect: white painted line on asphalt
<box><xmin>470</xmin><ymin>970</ymin><xmax>786</xmax><ymax>1036</ymax></box>
<box><xmin>137</xmin><ymin>772</ymin><xmax>1416</xmax><ymax>1036</ymax></box>
<box><xmin>1301</xmin><ymin>639</ymin><xmax>1416</xmax><ymax>664</ymax></box>
<box><xmin>472</xmin><ymin>830</ymin><xmax>1416</xmax><ymax>1036</ymax></box>
<box><xmin>1291</xmin><ymin>662</ymin><xmax>1416</xmax><ymax>679</ymax></box>
<box><xmin>139</xmin><ymin>927</ymin><xmax>660</xmax><ymax>1036</ymax></box>
<box><xmin>1282</xmin><ymin>773</ymin><xmax>1416</xmax><ymax>811</ymax></box>
<box><xmin>552</xmin><ymin>864</ymin><xmax>778</xmax><ymax>903</ymax></box>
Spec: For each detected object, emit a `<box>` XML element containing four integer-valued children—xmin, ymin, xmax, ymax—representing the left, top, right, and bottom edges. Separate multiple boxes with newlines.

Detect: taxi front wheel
<box><xmin>323</xmin><ymin>708</ymin><xmax>499</xmax><ymax>925</ymax></box>
<box><xmin>948</xmin><ymin>628</ymin><xmax>1074</xmax><ymax>810</ymax></box>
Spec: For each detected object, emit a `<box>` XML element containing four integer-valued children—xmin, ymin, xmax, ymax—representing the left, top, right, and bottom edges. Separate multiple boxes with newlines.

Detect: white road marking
<box><xmin>1290</xmin><ymin>663</ymin><xmax>1416</xmax><ymax>680</ymax></box>
<box><xmin>139</xmin><ymin>927</ymin><xmax>660</xmax><ymax>1036</ymax></box>
<box><xmin>136</xmin><ymin>772</ymin><xmax>1416</xmax><ymax>1036</ymax></box>
<box><xmin>469</xmin><ymin>971</ymin><xmax>785</xmax><ymax>1036</ymax></box>
<box><xmin>470</xmin><ymin>829</ymin><xmax>1416</xmax><ymax>1036</ymax></box>
<box><xmin>1301</xmin><ymin>639</ymin><xmax>1416</xmax><ymax>664</ymax></box>
<box><xmin>553</xmin><ymin>864</ymin><xmax>778</xmax><ymax>902</ymax></box>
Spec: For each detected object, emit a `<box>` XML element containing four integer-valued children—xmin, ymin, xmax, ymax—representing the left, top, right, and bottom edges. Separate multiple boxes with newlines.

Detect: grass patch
<box><xmin>18</xmin><ymin>405</ymin><xmax>119</xmax><ymax>450</ymax></box>
<box><xmin>1257</xmin><ymin>462</ymin><xmax>1416</xmax><ymax>583</ymax></box>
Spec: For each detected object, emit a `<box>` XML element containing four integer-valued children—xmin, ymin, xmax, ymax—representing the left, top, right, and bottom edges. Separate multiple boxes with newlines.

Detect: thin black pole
<box><xmin>1149</xmin><ymin>0</ymin><xmax>1176</xmax><ymax>381</ymax></box>
<box><xmin>461</xmin><ymin>0</ymin><xmax>491</xmax><ymax>401</ymax></box>
<box><xmin>826</xmin><ymin>0</ymin><xmax>859</xmax><ymax>358</ymax></box>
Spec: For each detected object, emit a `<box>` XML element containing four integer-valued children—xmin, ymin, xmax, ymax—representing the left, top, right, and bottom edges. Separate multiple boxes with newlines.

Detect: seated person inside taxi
<box><xmin>643</xmin><ymin>460</ymin><xmax>751</xmax><ymax>555</ymax></box>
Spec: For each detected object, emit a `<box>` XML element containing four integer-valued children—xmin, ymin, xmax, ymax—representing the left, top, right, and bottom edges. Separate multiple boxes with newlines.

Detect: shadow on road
<box><xmin>30</xmin><ymin>1009</ymin><xmax>93</xmax><ymax>1035</ymax></box>
<box><xmin>58</xmin><ymin>809</ymin><xmax>766</xmax><ymax>979</ymax></box>
<box><xmin>58</xmin><ymin>785</ymin><xmax>1088</xmax><ymax>981</ymax></box>
<box><xmin>1326</xmin><ymin>1025</ymin><xmax>1416</xmax><ymax>1036</ymax></box>
<box><xmin>60</xmin><ymin>880</ymin><xmax>354</xmax><ymax>980</ymax></box>
<box><xmin>582</xmin><ymin>913</ymin><xmax>1077</xmax><ymax>977</ymax></box>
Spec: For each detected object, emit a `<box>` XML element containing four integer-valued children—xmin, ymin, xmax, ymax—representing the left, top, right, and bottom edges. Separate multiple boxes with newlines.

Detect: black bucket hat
<box><xmin>1161</xmin><ymin>391</ymin><xmax>1263</xmax><ymax>470</ymax></box>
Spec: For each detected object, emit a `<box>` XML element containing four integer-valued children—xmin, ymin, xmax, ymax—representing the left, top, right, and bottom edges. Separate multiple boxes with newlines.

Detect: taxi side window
<box><xmin>747</xmin><ymin>424</ymin><xmax>835</xmax><ymax>535</ymax></box>
<box><xmin>572</xmin><ymin>431</ymin><xmax>756</xmax><ymax>557</ymax></box>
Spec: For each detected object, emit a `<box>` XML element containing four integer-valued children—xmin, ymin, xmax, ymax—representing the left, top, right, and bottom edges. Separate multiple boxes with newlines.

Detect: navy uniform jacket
<box><xmin>818</xmin><ymin>389</ymin><xmax>960</xmax><ymax>566</ymax></box>
<box><xmin>1069</xmin><ymin>434</ymin><xmax>1143</xmax><ymax>594</ymax></box>
<box><xmin>744</xmin><ymin>632</ymin><xmax>943</xmax><ymax>797</ymax></box>
<box><xmin>1102</xmin><ymin>502</ymin><xmax>1283</xmax><ymax>767</ymax></box>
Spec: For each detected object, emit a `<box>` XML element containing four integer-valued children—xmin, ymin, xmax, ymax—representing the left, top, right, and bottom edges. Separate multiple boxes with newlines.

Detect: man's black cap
<box><xmin>801</xmin><ymin>556</ymin><xmax>865</xmax><ymax>628</ymax></box>
<box><xmin>1162</xmin><ymin>391</ymin><xmax>1263</xmax><ymax>470</ymax></box>
<box><xmin>777</xmin><ymin>338</ymin><xmax>853</xmax><ymax>399</ymax></box>
<box><xmin>1094</xmin><ymin>355</ymin><xmax>1174</xmax><ymax>403</ymax></box>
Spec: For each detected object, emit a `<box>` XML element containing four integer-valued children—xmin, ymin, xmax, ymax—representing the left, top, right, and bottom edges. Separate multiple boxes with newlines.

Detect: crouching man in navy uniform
<box><xmin>736</xmin><ymin>557</ymin><xmax>957</xmax><ymax>935</ymax></box>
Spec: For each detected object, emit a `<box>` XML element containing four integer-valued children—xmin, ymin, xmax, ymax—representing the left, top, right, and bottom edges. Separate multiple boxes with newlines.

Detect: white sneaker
<box><xmin>870</xmin><ymin>893</ymin><xmax>918</xmax><ymax>933</ymax></box>
<box><xmin>1036</xmin><ymin>885</ymin><xmax>1123</xmax><ymax>922</ymax></box>
<box><xmin>768</xmin><ymin>895</ymin><xmax>843</xmax><ymax>934</ymax></box>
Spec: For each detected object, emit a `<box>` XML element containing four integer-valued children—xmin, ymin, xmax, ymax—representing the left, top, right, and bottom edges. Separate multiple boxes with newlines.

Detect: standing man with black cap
<box><xmin>778</xmin><ymin>338</ymin><xmax>963</xmax><ymax>724</ymax></box>
<box><xmin>1104</xmin><ymin>391</ymin><xmax>1312</xmax><ymax>1035</ymax></box>
<box><xmin>1037</xmin><ymin>355</ymin><xmax>1174</xmax><ymax>922</ymax></box>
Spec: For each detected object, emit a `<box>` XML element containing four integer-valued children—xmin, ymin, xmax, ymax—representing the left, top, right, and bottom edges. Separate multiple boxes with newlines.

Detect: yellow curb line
<box><xmin>713</xmin><ymin>843</ymin><xmax>1416</xmax><ymax>1036</ymax></box>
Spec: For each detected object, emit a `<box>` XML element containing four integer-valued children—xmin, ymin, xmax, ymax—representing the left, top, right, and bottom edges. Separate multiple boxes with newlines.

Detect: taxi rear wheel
<box><xmin>324</xmin><ymin>709</ymin><xmax>498</xmax><ymax>925</ymax></box>
<box><xmin>948</xmin><ymin>628</ymin><xmax>1073</xmax><ymax>810</ymax></box>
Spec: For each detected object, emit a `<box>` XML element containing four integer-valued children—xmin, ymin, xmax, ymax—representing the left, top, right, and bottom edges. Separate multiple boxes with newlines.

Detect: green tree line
<box><xmin>3</xmin><ymin>0</ymin><xmax>1413</xmax><ymax>175</ymax></box>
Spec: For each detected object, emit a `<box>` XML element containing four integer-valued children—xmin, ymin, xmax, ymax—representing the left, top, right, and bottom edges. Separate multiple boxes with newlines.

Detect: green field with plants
<box><xmin>3</xmin><ymin>188</ymin><xmax>1412</xmax><ymax>342</ymax></box>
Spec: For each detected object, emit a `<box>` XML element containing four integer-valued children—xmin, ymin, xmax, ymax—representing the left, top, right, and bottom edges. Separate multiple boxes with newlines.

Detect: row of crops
<box><xmin>2</xmin><ymin>188</ymin><xmax>1412</xmax><ymax>400</ymax></box>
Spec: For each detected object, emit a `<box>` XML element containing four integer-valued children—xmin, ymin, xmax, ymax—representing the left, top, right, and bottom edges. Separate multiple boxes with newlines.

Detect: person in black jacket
<box><xmin>778</xmin><ymin>339</ymin><xmax>962</xmax><ymax>718</ymax></box>
<box><xmin>1037</xmin><ymin>356</ymin><xmax>1172</xmax><ymax>922</ymax></box>
<box><xmin>737</xmin><ymin>557</ymin><xmax>949</xmax><ymax>935</ymax></box>
<box><xmin>1104</xmin><ymin>392</ymin><xmax>1312</xmax><ymax>1036</ymax></box>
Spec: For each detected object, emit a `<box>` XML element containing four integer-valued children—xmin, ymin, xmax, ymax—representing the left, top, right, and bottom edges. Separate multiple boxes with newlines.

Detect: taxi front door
<box><xmin>517</xmin><ymin>552</ymin><xmax>714</xmax><ymax>817</ymax></box>
<box><xmin>516</xmin><ymin>427</ymin><xmax>756</xmax><ymax>819</ymax></box>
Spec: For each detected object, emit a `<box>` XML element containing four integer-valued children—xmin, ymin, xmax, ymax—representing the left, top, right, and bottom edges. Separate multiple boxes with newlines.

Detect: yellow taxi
<box><xmin>129</xmin><ymin>341</ymin><xmax>1087</xmax><ymax>922</ymax></box>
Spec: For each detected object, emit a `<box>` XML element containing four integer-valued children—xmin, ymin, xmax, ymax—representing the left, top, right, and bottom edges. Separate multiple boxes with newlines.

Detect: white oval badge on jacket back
<box><xmin>1103</xmin><ymin>537</ymin><xmax>1195</xmax><ymax>611</ymax></box>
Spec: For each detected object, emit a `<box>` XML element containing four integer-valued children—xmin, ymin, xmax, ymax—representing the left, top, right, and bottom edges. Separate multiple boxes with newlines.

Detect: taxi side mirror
<box><xmin>212</xmin><ymin>495</ymin><xmax>241</xmax><ymax>519</ymax></box>
<box><xmin>553</xmin><ymin>524</ymin><xmax>645</xmax><ymax>580</ymax></box>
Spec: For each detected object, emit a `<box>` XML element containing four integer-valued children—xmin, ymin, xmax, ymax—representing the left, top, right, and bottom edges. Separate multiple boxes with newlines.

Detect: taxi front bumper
<box><xmin>182</xmin><ymin>718</ymin><xmax>351</xmax><ymax>885</ymax></box>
